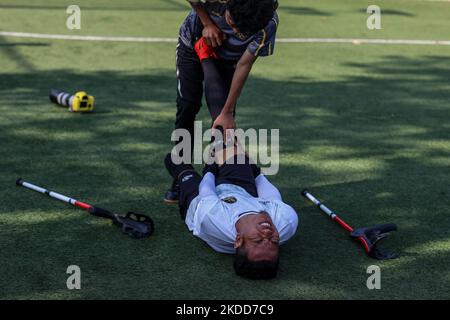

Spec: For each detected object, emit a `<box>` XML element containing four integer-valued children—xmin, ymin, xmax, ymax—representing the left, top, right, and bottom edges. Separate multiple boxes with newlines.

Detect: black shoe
<box><xmin>163</xmin><ymin>153</ymin><xmax>193</xmax><ymax>204</ymax></box>
<box><xmin>164</xmin><ymin>178</ymin><xmax>180</xmax><ymax>204</ymax></box>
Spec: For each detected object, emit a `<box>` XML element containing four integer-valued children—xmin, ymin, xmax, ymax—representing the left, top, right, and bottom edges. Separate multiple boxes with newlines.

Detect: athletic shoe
<box><xmin>163</xmin><ymin>153</ymin><xmax>194</xmax><ymax>204</ymax></box>
<box><xmin>164</xmin><ymin>179</ymin><xmax>180</xmax><ymax>204</ymax></box>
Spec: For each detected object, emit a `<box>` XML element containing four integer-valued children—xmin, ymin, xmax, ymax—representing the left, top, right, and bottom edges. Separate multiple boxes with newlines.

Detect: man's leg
<box><xmin>213</xmin><ymin>140</ymin><xmax>259</xmax><ymax>197</ymax></box>
<box><xmin>202</xmin><ymin>58</ymin><xmax>237</xmax><ymax>120</ymax></box>
<box><xmin>165</xmin><ymin>41</ymin><xmax>204</xmax><ymax>203</ymax></box>
<box><xmin>216</xmin><ymin>59</ymin><xmax>237</xmax><ymax>96</ymax></box>
<box><xmin>175</xmin><ymin>40</ymin><xmax>204</xmax><ymax>148</ymax></box>
<box><xmin>178</xmin><ymin>170</ymin><xmax>203</xmax><ymax>219</ymax></box>
<box><xmin>165</xmin><ymin>153</ymin><xmax>202</xmax><ymax>219</ymax></box>
<box><xmin>201</xmin><ymin>56</ymin><xmax>257</xmax><ymax>194</ymax></box>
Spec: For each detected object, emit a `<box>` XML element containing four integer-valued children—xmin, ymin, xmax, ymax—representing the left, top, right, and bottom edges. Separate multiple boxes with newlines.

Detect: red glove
<box><xmin>194</xmin><ymin>37</ymin><xmax>220</xmax><ymax>61</ymax></box>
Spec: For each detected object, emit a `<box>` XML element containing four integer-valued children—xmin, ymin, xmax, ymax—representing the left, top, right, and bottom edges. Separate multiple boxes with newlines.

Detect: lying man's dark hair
<box><xmin>227</xmin><ymin>0</ymin><xmax>276</xmax><ymax>36</ymax></box>
<box><xmin>234</xmin><ymin>247</ymin><xmax>279</xmax><ymax>280</ymax></box>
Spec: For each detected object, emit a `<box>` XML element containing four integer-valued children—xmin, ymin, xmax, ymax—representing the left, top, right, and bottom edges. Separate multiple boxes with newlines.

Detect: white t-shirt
<box><xmin>185</xmin><ymin>173</ymin><xmax>299</xmax><ymax>254</ymax></box>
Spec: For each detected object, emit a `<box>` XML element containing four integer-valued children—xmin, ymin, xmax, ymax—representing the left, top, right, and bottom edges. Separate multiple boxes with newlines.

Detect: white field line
<box><xmin>1</xmin><ymin>31</ymin><xmax>450</xmax><ymax>45</ymax></box>
<box><xmin>279</xmin><ymin>38</ymin><xmax>450</xmax><ymax>45</ymax></box>
<box><xmin>0</xmin><ymin>31</ymin><xmax>177</xmax><ymax>43</ymax></box>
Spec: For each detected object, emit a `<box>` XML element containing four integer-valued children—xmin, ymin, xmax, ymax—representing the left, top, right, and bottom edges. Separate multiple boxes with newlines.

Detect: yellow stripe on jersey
<box><xmin>254</xmin><ymin>29</ymin><xmax>267</xmax><ymax>56</ymax></box>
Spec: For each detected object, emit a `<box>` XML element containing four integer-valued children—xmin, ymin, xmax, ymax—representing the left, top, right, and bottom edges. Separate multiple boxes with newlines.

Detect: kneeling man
<box><xmin>164</xmin><ymin>136</ymin><xmax>298</xmax><ymax>279</ymax></box>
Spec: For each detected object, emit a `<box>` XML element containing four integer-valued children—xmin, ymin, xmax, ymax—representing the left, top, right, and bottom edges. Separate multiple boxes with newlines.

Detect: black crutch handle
<box><xmin>88</xmin><ymin>206</ymin><xmax>116</xmax><ymax>220</ymax></box>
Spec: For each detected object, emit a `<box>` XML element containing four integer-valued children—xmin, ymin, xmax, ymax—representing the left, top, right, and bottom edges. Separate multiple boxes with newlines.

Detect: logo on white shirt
<box><xmin>222</xmin><ymin>196</ymin><xmax>237</xmax><ymax>204</ymax></box>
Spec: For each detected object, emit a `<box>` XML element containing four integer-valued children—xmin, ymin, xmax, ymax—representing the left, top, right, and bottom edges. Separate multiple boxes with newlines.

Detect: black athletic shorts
<box><xmin>178</xmin><ymin>155</ymin><xmax>258</xmax><ymax>219</ymax></box>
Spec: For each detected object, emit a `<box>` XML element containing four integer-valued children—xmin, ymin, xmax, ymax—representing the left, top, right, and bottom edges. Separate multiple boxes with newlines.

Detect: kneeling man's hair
<box><xmin>227</xmin><ymin>0</ymin><xmax>275</xmax><ymax>36</ymax></box>
<box><xmin>234</xmin><ymin>248</ymin><xmax>279</xmax><ymax>280</ymax></box>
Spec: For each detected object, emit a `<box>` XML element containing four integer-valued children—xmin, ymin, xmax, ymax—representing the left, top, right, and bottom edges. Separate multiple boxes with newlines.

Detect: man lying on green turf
<box><xmin>165</xmin><ymin>0</ymin><xmax>279</xmax><ymax>203</ymax></box>
<box><xmin>164</xmin><ymin>138</ymin><xmax>298</xmax><ymax>279</ymax></box>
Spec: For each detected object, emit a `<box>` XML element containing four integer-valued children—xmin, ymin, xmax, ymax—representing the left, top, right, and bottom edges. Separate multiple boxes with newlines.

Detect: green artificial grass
<box><xmin>0</xmin><ymin>0</ymin><xmax>449</xmax><ymax>299</ymax></box>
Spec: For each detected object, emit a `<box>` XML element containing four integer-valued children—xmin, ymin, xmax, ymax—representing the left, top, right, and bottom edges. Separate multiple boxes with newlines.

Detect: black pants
<box><xmin>178</xmin><ymin>155</ymin><xmax>258</xmax><ymax>219</ymax></box>
<box><xmin>175</xmin><ymin>40</ymin><xmax>237</xmax><ymax>151</ymax></box>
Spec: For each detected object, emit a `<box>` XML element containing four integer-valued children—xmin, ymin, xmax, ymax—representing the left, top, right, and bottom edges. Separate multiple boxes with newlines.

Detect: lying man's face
<box><xmin>235</xmin><ymin>212</ymin><xmax>280</xmax><ymax>262</ymax></box>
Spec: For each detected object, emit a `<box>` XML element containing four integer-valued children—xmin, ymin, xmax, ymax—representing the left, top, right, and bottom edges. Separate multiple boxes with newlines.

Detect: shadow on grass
<box><xmin>0</xmin><ymin>54</ymin><xmax>449</xmax><ymax>299</ymax></box>
<box><xmin>360</xmin><ymin>8</ymin><xmax>415</xmax><ymax>17</ymax></box>
<box><xmin>0</xmin><ymin>42</ymin><xmax>51</xmax><ymax>47</ymax></box>
<box><xmin>0</xmin><ymin>36</ymin><xmax>39</xmax><ymax>71</ymax></box>
<box><xmin>279</xmin><ymin>6</ymin><xmax>332</xmax><ymax>16</ymax></box>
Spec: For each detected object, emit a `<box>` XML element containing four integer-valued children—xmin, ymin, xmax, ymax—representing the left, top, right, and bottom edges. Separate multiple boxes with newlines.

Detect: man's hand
<box><xmin>190</xmin><ymin>2</ymin><xmax>226</xmax><ymax>47</ymax></box>
<box><xmin>212</xmin><ymin>111</ymin><xmax>235</xmax><ymax>132</ymax></box>
<box><xmin>202</xmin><ymin>23</ymin><xmax>226</xmax><ymax>47</ymax></box>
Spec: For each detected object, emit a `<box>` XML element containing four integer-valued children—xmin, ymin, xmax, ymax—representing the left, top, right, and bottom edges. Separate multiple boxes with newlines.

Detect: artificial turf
<box><xmin>0</xmin><ymin>0</ymin><xmax>449</xmax><ymax>299</ymax></box>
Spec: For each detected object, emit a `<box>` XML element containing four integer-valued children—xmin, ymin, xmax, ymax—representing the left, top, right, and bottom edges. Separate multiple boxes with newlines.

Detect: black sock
<box><xmin>164</xmin><ymin>153</ymin><xmax>195</xmax><ymax>180</ymax></box>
